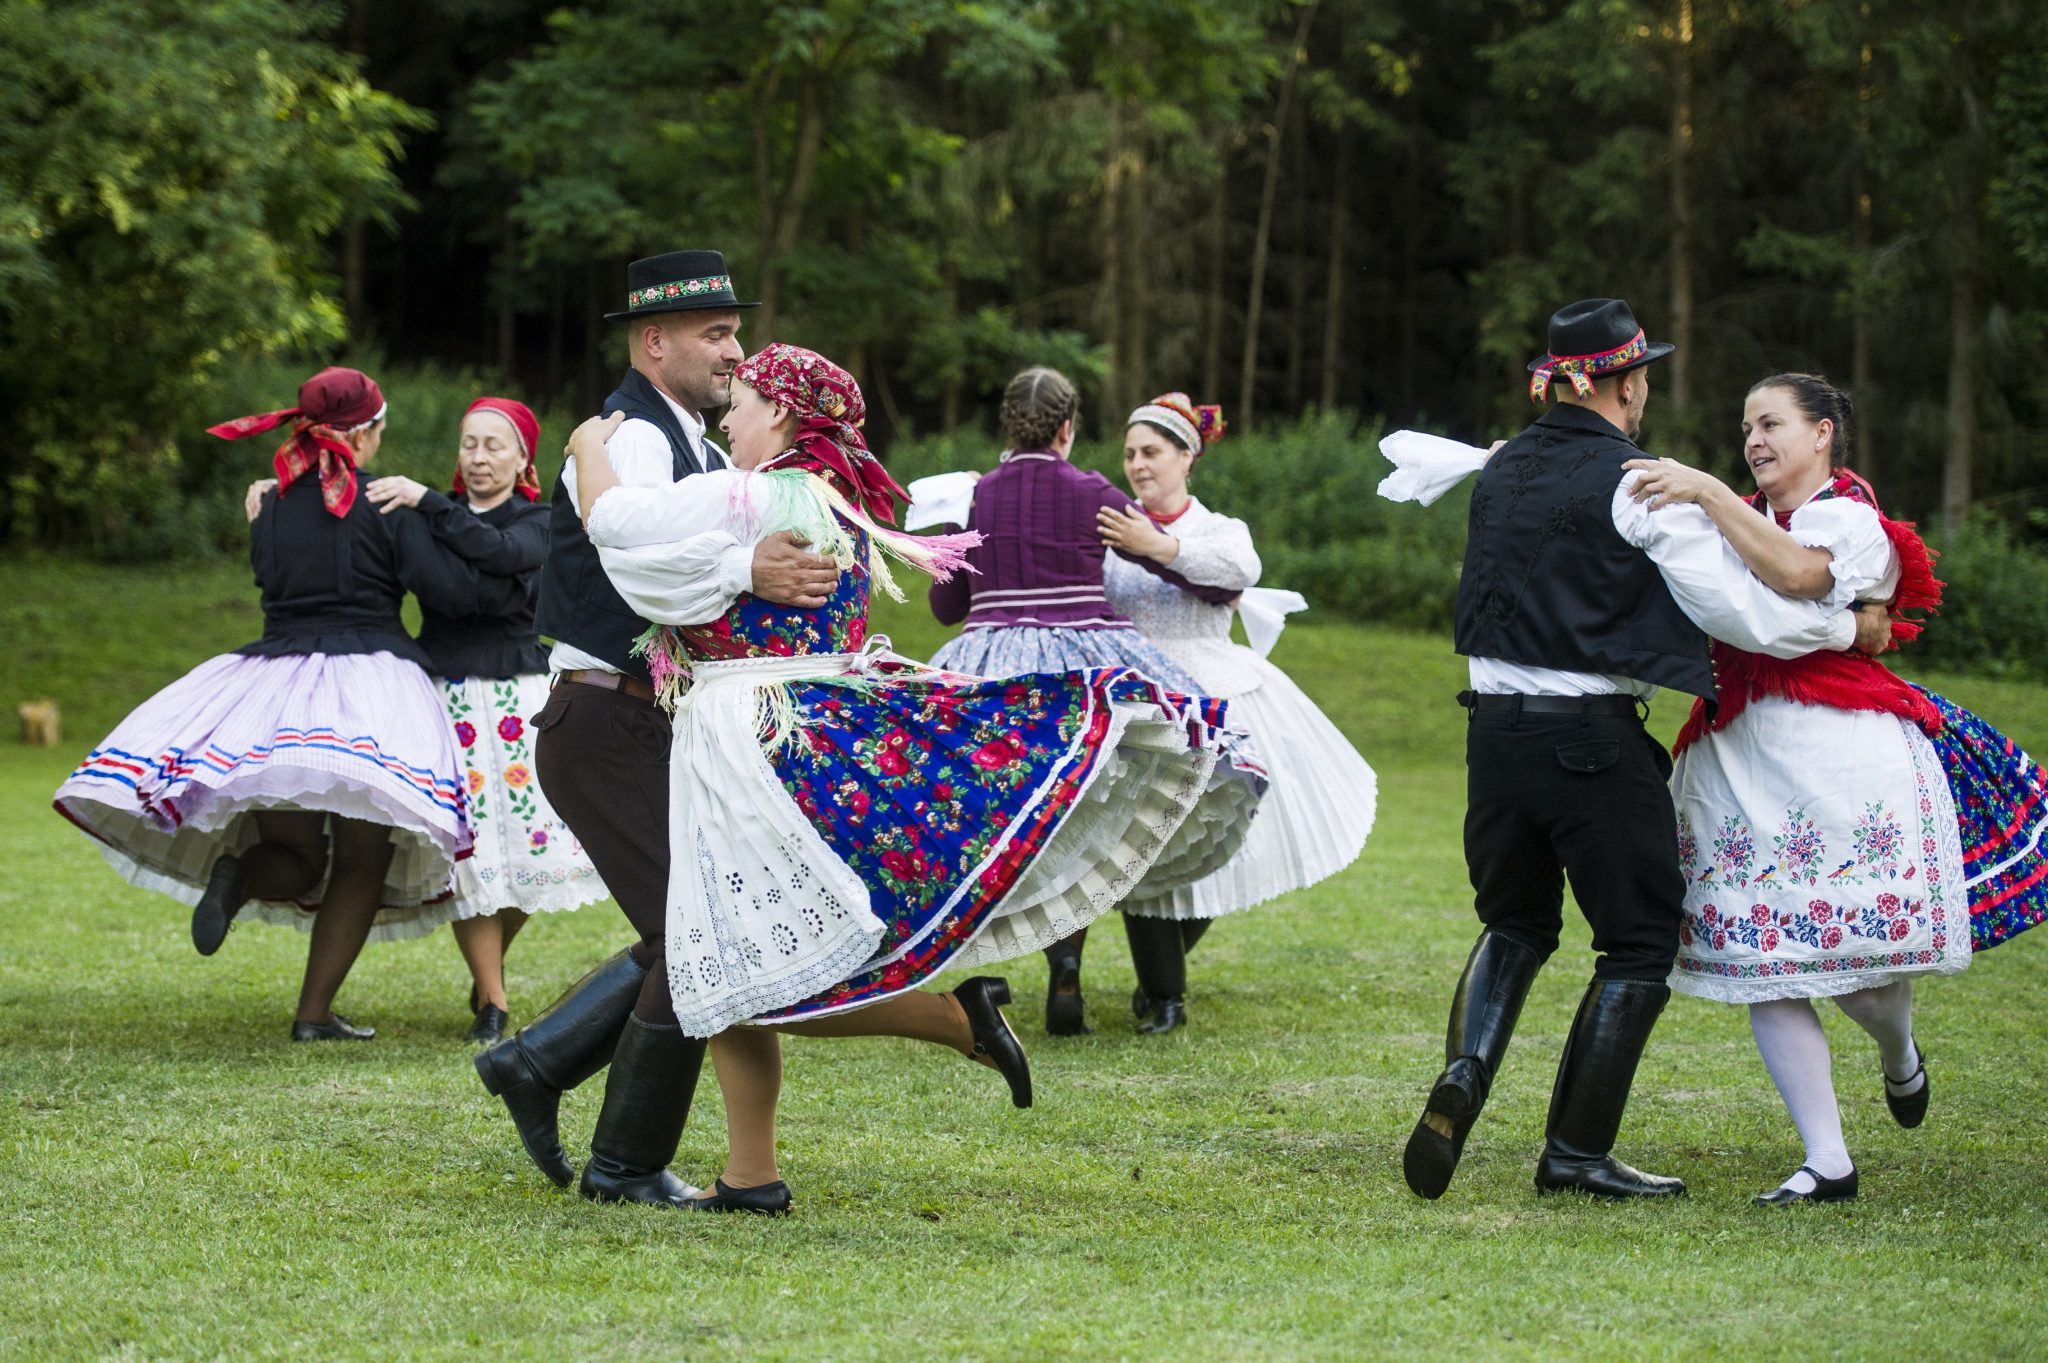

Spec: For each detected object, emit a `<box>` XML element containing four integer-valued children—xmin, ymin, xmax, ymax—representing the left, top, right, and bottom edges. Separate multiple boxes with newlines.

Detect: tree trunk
<box><xmin>1237</xmin><ymin>0</ymin><xmax>1319</xmax><ymax>429</ymax></box>
<box><xmin>1202</xmin><ymin>163</ymin><xmax>1228</xmax><ymax>401</ymax></box>
<box><xmin>1851</xmin><ymin>12</ymin><xmax>1875</xmax><ymax>482</ymax></box>
<box><xmin>1320</xmin><ymin>131</ymin><xmax>1350</xmax><ymax>413</ymax></box>
<box><xmin>1941</xmin><ymin>262</ymin><xmax>1976</xmax><ymax>533</ymax></box>
<box><xmin>496</xmin><ymin>211</ymin><xmax>517</xmax><ymax>382</ymax></box>
<box><xmin>1283</xmin><ymin>94</ymin><xmax>1309</xmax><ymax>415</ymax></box>
<box><xmin>1400</xmin><ymin>134</ymin><xmax>1422</xmax><ymax>414</ymax></box>
<box><xmin>1667</xmin><ymin>0</ymin><xmax>1695</xmax><ymax>456</ymax></box>
<box><xmin>1117</xmin><ymin>99</ymin><xmax>1149</xmax><ymax>417</ymax></box>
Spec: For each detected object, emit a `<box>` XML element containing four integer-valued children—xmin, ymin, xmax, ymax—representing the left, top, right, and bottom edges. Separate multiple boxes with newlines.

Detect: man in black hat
<box><xmin>476</xmin><ymin>250</ymin><xmax>839</xmax><ymax>1208</ymax></box>
<box><xmin>1401</xmin><ymin>298</ymin><xmax>1891</xmax><ymax>1201</ymax></box>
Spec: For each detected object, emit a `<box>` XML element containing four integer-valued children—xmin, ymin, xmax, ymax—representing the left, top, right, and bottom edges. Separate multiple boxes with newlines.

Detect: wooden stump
<box><xmin>19</xmin><ymin>698</ymin><xmax>61</xmax><ymax>746</ymax></box>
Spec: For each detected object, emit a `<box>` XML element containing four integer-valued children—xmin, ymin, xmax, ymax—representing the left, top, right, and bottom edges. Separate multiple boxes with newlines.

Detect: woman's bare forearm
<box><xmin>1700</xmin><ymin>484</ymin><xmax>1835</xmax><ymax>599</ymax></box>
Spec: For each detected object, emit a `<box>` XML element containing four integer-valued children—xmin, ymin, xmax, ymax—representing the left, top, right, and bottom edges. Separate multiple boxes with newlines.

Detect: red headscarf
<box><xmin>451</xmin><ymin>396</ymin><xmax>542</xmax><ymax>503</ymax></box>
<box><xmin>207</xmin><ymin>366</ymin><xmax>385</xmax><ymax>518</ymax></box>
<box><xmin>733</xmin><ymin>342</ymin><xmax>908</xmax><ymax>524</ymax></box>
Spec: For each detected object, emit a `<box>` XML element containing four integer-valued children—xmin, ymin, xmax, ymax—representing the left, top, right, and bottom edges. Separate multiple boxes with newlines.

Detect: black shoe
<box><xmin>1755</xmin><ymin>1165</ymin><xmax>1859</xmax><ymax>1206</ymax></box>
<box><xmin>469</xmin><ymin>1004</ymin><xmax>509</xmax><ymax>1046</ymax></box>
<box><xmin>1135</xmin><ymin>998</ymin><xmax>1187</xmax><ymax>1034</ymax></box>
<box><xmin>1532</xmin><ymin>979</ymin><xmax>1687</xmax><ymax>1201</ymax></box>
<box><xmin>1884</xmin><ymin>1048</ymin><xmax>1929</xmax><ymax>1129</ymax></box>
<box><xmin>686</xmin><ymin>1178</ymin><xmax>794</xmax><ymax>1215</ymax></box>
<box><xmin>191</xmin><ymin>854</ymin><xmax>247</xmax><ymax>957</ymax></box>
<box><xmin>1045</xmin><ymin>957</ymin><xmax>1090</xmax><ymax>1036</ymax></box>
<box><xmin>1403</xmin><ymin>932</ymin><xmax>1543</xmax><ymax>1200</ymax></box>
<box><xmin>292</xmin><ymin>1014</ymin><xmax>375</xmax><ymax>1042</ymax></box>
<box><xmin>1131</xmin><ymin>986</ymin><xmax>1152</xmax><ymax>1019</ymax></box>
<box><xmin>474</xmin><ymin>948</ymin><xmax>648</xmax><ymax>1189</ymax></box>
<box><xmin>577</xmin><ymin>1016</ymin><xmax>708</xmax><ymax>1209</ymax></box>
<box><xmin>956</xmin><ymin>977</ymin><xmax>1031</xmax><ymax>1108</ymax></box>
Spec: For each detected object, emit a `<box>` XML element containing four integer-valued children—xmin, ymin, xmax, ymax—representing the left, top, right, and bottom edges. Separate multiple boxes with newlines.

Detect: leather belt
<box><xmin>556</xmin><ymin>669</ymin><xmax>659</xmax><ymax>704</ymax></box>
<box><xmin>1459</xmin><ymin>690</ymin><xmax>1643</xmax><ymax>717</ymax></box>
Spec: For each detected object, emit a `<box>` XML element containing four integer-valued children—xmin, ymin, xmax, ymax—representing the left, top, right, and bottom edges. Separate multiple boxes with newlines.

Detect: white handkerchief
<box><xmin>904</xmin><ymin>471</ymin><xmax>980</xmax><ymax>531</ymax></box>
<box><xmin>1238</xmin><ymin>586</ymin><xmax>1308</xmax><ymax>659</ymax></box>
<box><xmin>1377</xmin><ymin>429</ymin><xmax>1490</xmax><ymax>506</ymax></box>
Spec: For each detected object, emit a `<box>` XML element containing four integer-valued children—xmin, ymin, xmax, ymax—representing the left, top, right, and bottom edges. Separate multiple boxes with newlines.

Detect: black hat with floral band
<box><xmin>604</xmin><ymin>249</ymin><xmax>760</xmax><ymax>320</ymax></box>
<box><xmin>1526</xmin><ymin>298</ymin><xmax>1674</xmax><ymax>404</ymax></box>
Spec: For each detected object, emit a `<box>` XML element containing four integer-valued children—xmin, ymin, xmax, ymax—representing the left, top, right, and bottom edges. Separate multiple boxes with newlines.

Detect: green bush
<box><xmin>1913</xmin><ymin>512</ymin><xmax>2048</xmax><ymax>680</ymax></box>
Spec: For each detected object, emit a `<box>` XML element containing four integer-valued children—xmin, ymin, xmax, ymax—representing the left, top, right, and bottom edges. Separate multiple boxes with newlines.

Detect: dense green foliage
<box><xmin>8</xmin><ymin>560</ymin><xmax>2048</xmax><ymax>1359</ymax></box>
<box><xmin>2</xmin><ymin>0</ymin><xmax>2044</xmax><ymax>559</ymax></box>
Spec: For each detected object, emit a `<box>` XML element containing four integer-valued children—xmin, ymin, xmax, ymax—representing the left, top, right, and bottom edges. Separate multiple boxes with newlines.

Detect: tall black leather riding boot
<box><xmin>1534</xmin><ymin>979</ymin><xmax>1687</xmax><ymax>1199</ymax></box>
<box><xmin>1123</xmin><ymin>913</ymin><xmax>1189</xmax><ymax>1033</ymax></box>
<box><xmin>1403</xmin><ymin>931</ymin><xmax>1542</xmax><ymax>1199</ymax></box>
<box><xmin>1044</xmin><ymin>929</ymin><xmax>1090</xmax><ymax>1036</ymax></box>
<box><xmin>578</xmin><ymin>1016</ymin><xmax>708</xmax><ymax>1208</ymax></box>
<box><xmin>473</xmin><ymin>947</ymin><xmax>647</xmax><ymax>1187</ymax></box>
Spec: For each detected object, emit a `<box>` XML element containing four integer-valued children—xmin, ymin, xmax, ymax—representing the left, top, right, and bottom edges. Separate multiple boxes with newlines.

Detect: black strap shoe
<box><xmin>292</xmin><ymin>1014</ymin><xmax>375</xmax><ymax>1042</ymax></box>
<box><xmin>1883</xmin><ymin>1047</ymin><xmax>1929</xmax><ymax>1129</ymax></box>
<box><xmin>686</xmin><ymin>1178</ymin><xmax>794</xmax><ymax>1215</ymax></box>
<box><xmin>578</xmin><ymin>1016</ymin><xmax>708</xmax><ymax>1209</ymax></box>
<box><xmin>469</xmin><ymin>1004</ymin><xmax>509</xmax><ymax>1047</ymax></box>
<box><xmin>1532</xmin><ymin>979</ymin><xmax>1687</xmax><ymax>1200</ymax></box>
<box><xmin>474</xmin><ymin>948</ymin><xmax>647</xmax><ymax>1188</ymax></box>
<box><xmin>1045</xmin><ymin>949</ymin><xmax>1090</xmax><ymax>1036</ymax></box>
<box><xmin>1403</xmin><ymin>932</ymin><xmax>1542</xmax><ymax>1200</ymax></box>
<box><xmin>1755</xmin><ymin>1165</ymin><xmax>1859</xmax><ymax>1206</ymax></box>
<box><xmin>191</xmin><ymin>854</ymin><xmax>247</xmax><ymax>957</ymax></box>
<box><xmin>956</xmin><ymin>977</ymin><xmax>1031</xmax><ymax>1108</ymax></box>
<box><xmin>1135</xmin><ymin>998</ymin><xmax>1187</xmax><ymax>1034</ymax></box>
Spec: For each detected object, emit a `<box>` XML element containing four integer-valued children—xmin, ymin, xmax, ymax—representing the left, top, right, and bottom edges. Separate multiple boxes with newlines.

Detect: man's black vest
<box><xmin>533</xmin><ymin>369</ymin><xmax>709</xmax><ymax>680</ymax></box>
<box><xmin>1452</xmin><ymin>404</ymin><xmax>1716</xmax><ymax>700</ymax></box>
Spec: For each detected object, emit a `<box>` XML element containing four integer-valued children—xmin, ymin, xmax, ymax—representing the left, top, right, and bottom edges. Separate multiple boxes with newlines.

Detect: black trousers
<box><xmin>1463</xmin><ymin>704</ymin><xmax>1683</xmax><ymax>983</ymax></box>
<box><xmin>533</xmin><ymin>682</ymin><xmax>677</xmax><ymax>1023</ymax></box>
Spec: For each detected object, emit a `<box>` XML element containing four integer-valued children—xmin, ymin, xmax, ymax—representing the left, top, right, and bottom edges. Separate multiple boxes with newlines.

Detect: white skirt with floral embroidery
<box><xmin>1668</xmin><ymin>696</ymin><xmax>1971</xmax><ymax>1003</ymax></box>
<box><xmin>441</xmin><ymin>673</ymin><xmax>607</xmax><ymax>920</ymax></box>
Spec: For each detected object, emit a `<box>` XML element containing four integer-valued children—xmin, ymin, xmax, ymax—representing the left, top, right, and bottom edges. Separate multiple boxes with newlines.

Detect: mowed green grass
<box><xmin>4</xmin><ymin>554</ymin><xmax>2047</xmax><ymax>1361</ymax></box>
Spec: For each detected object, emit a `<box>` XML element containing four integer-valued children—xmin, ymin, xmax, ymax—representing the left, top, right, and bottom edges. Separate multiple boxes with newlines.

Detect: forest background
<box><xmin>4</xmin><ymin>0</ymin><xmax>2048</xmax><ymax>669</ymax></box>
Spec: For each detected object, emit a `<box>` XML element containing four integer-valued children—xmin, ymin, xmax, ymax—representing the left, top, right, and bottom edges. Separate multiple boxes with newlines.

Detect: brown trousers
<box><xmin>532</xmin><ymin>681</ymin><xmax>677</xmax><ymax>1023</ymax></box>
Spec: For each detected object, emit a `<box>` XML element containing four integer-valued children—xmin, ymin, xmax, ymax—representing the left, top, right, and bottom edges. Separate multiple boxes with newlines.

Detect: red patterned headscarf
<box><xmin>207</xmin><ymin>366</ymin><xmax>386</xmax><ymax>518</ymax></box>
<box><xmin>733</xmin><ymin>342</ymin><xmax>908</xmax><ymax>524</ymax></box>
<box><xmin>451</xmin><ymin>396</ymin><xmax>542</xmax><ymax>503</ymax></box>
<box><xmin>1128</xmin><ymin>392</ymin><xmax>1228</xmax><ymax>460</ymax></box>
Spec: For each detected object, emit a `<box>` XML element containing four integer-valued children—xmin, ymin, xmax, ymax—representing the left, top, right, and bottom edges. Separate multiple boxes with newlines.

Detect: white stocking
<box><xmin>1833</xmin><ymin>978</ymin><xmax>1924</xmax><ymax>1096</ymax></box>
<box><xmin>1749</xmin><ymin>998</ymin><xmax>1854</xmax><ymax>1191</ymax></box>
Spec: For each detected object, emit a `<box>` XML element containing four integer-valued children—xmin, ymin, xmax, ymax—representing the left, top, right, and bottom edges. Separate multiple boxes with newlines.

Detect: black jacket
<box><xmin>1452</xmin><ymin>404</ymin><xmax>1716</xmax><ymax>700</ymax></box>
<box><xmin>395</xmin><ymin>490</ymin><xmax>552</xmax><ymax>679</ymax></box>
<box><xmin>238</xmin><ymin>476</ymin><xmax>432</xmax><ymax>668</ymax></box>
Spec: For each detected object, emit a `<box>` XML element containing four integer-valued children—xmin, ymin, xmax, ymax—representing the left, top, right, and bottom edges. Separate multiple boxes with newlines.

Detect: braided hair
<box><xmin>1750</xmin><ymin>372</ymin><xmax>1855</xmax><ymax>468</ymax></box>
<box><xmin>999</xmin><ymin>367</ymin><xmax>1078</xmax><ymax>450</ymax></box>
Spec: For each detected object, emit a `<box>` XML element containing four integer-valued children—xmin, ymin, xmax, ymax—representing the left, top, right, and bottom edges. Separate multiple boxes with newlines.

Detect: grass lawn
<box><xmin>4</xmin><ymin>554</ymin><xmax>2047</xmax><ymax>1361</ymax></box>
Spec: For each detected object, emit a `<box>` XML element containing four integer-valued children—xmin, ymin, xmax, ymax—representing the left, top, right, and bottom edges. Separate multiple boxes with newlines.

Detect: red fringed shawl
<box><xmin>1672</xmin><ymin>470</ymin><xmax>1944</xmax><ymax>755</ymax></box>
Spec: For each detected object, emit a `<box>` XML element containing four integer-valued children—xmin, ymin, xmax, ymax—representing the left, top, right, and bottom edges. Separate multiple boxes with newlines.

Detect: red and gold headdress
<box><xmin>207</xmin><ymin>366</ymin><xmax>386</xmax><ymax>518</ymax></box>
<box><xmin>733</xmin><ymin>342</ymin><xmax>908</xmax><ymax>525</ymax></box>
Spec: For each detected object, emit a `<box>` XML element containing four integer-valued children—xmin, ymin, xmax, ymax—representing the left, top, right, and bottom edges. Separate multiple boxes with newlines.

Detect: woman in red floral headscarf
<box><xmin>550</xmin><ymin>342</ymin><xmax>1251</xmax><ymax>1213</ymax></box>
<box><xmin>55</xmin><ymin>367</ymin><xmax>471</xmax><ymax>1043</ymax></box>
<box><xmin>362</xmin><ymin>397</ymin><xmax>605</xmax><ymax>1045</ymax></box>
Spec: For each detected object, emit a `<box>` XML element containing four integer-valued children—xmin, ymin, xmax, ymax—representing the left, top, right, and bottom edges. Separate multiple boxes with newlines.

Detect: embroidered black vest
<box><xmin>532</xmin><ymin>369</ymin><xmax>707</xmax><ymax>680</ymax></box>
<box><xmin>1452</xmin><ymin>405</ymin><xmax>1716</xmax><ymax>700</ymax></box>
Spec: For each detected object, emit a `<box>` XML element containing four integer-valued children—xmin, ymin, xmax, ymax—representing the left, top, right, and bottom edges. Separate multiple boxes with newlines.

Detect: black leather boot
<box><xmin>473</xmin><ymin>948</ymin><xmax>646</xmax><ymax>1188</ymax></box>
<box><xmin>1403</xmin><ymin>931</ymin><xmax>1542</xmax><ymax>1199</ymax></box>
<box><xmin>1533</xmin><ymin>979</ymin><xmax>1687</xmax><ymax>1200</ymax></box>
<box><xmin>1123</xmin><ymin>913</ymin><xmax>1189</xmax><ymax>1034</ymax></box>
<box><xmin>578</xmin><ymin>1017</ymin><xmax>707</xmax><ymax>1208</ymax></box>
<box><xmin>1044</xmin><ymin>932</ymin><xmax>1090</xmax><ymax>1037</ymax></box>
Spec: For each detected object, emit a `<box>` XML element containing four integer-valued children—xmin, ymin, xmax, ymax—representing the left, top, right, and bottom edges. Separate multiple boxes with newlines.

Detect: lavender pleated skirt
<box><xmin>54</xmin><ymin>651</ymin><xmax>471</xmax><ymax>943</ymax></box>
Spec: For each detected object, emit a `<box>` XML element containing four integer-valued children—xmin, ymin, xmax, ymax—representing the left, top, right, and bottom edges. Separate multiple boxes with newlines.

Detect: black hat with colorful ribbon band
<box><xmin>1525</xmin><ymin>298</ymin><xmax>1675</xmax><ymax>403</ymax></box>
<box><xmin>604</xmin><ymin>249</ymin><xmax>760</xmax><ymax>321</ymax></box>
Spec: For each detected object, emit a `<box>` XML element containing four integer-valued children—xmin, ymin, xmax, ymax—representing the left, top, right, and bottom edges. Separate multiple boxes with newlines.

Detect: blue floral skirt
<box><xmin>659</xmin><ymin>651</ymin><xmax>1251</xmax><ymax>1035</ymax></box>
<box><xmin>1919</xmin><ymin>687</ymin><xmax>2048</xmax><ymax>951</ymax></box>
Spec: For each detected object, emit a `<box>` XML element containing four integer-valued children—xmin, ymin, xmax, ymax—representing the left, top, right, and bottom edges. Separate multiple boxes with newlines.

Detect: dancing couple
<box><xmin>1395</xmin><ymin>297</ymin><xmax>2046</xmax><ymax>1204</ymax></box>
<box><xmin>474</xmin><ymin>251</ymin><xmax>1261</xmax><ymax>1212</ymax></box>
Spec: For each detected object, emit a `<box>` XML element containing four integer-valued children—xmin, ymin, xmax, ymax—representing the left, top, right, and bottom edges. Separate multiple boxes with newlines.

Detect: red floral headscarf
<box><xmin>733</xmin><ymin>342</ymin><xmax>908</xmax><ymax>524</ymax></box>
<box><xmin>208</xmin><ymin>366</ymin><xmax>386</xmax><ymax>518</ymax></box>
<box><xmin>451</xmin><ymin>396</ymin><xmax>543</xmax><ymax>503</ymax></box>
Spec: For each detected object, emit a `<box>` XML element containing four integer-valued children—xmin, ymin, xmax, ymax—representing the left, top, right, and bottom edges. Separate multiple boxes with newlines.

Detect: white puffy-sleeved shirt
<box><xmin>585</xmin><ymin>469</ymin><xmax>786</xmax><ymax>629</ymax></box>
<box><xmin>1468</xmin><ymin>472</ymin><xmax>1862</xmax><ymax>699</ymax></box>
<box><xmin>1101</xmin><ymin>498</ymin><xmax>1266</xmax><ymax>695</ymax></box>
<box><xmin>546</xmin><ymin>386</ymin><xmax>752</xmax><ymax>674</ymax></box>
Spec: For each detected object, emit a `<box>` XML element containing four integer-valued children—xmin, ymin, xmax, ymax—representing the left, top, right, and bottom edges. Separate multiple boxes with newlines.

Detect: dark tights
<box><xmin>244</xmin><ymin>811</ymin><xmax>396</xmax><ymax>1024</ymax></box>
